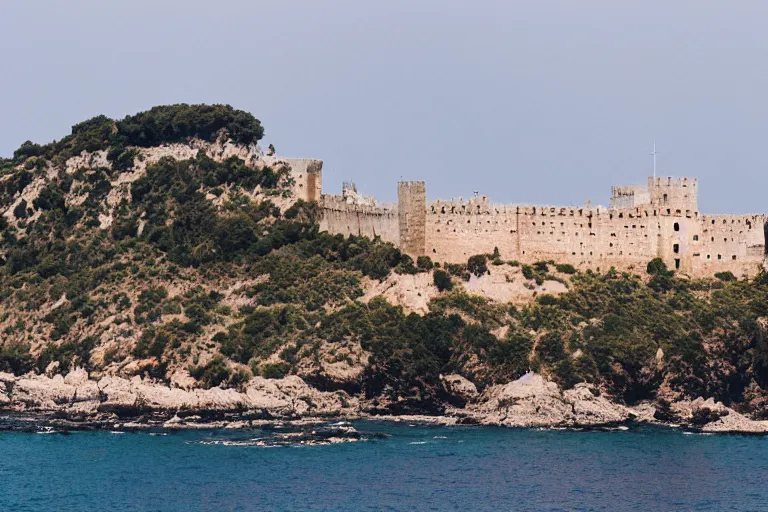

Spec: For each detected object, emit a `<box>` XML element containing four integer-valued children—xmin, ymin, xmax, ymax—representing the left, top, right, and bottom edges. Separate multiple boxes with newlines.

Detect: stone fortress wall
<box><xmin>318</xmin><ymin>182</ymin><xmax>400</xmax><ymax>245</ymax></box>
<box><xmin>280</xmin><ymin>156</ymin><xmax>766</xmax><ymax>278</ymax></box>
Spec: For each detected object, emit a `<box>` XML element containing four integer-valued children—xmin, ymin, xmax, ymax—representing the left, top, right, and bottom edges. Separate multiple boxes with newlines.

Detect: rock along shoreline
<box><xmin>2</xmin><ymin>370</ymin><xmax>767</xmax><ymax>436</ymax></box>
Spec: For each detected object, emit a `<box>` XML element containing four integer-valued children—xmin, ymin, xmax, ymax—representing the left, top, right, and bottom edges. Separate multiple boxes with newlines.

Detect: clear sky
<box><xmin>2</xmin><ymin>0</ymin><xmax>767</xmax><ymax>213</ymax></box>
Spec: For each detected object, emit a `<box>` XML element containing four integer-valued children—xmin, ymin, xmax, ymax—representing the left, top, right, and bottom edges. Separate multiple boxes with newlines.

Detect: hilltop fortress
<box><xmin>271</xmin><ymin>155</ymin><xmax>766</xmax><ymax>278</ymax></box>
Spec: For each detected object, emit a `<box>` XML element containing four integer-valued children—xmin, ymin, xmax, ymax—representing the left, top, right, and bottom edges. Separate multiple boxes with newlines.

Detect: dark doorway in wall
<box><xmin>675</xmin><ymin>258</ymin><xmax>680</xmax><ymax>269</ymax></box>
<box><xmin>674</xmin><ymin>222</ymin><xmax>679</xmax><ymax>231</ymax></box>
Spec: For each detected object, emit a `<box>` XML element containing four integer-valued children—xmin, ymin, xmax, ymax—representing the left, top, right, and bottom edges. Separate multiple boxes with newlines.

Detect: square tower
<box><xmin>648</xmin><ymin>176</ymin><xmax>698</xmax><ymax>214</ymax></box>
<box><xmin>397</xmin><ymin>181</ymin><xmax>426</xmax><ymax>257</ymax></box>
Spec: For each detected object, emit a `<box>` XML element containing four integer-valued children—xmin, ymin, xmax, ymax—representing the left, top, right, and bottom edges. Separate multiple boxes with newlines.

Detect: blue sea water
<box><xmin>1</xmin><ymin>422</ymin><xmax>768</xmax><ymax>512</ymax></box>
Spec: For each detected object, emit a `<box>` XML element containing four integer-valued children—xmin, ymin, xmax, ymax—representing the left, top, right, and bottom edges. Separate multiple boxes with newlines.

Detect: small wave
<box><xmin>433</xmin><ymin>436</ymin><xmax>447</xmax><ymax>439</ymax></box>
<box><xmin>110</xmin><ymin>431</ymin><xmax>125</xmax><ymax>435</ymax></box>
<box><xmin>409</xmin><ymin>441</ymin><xmax>428</xmax><ymax>445</ymax></box>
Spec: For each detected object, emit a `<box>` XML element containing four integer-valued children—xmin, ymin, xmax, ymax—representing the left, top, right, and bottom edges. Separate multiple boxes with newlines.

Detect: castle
<box><xmin>273</xmin><ymin>155</ymin><xmax>766</xmax><ymax>278</ymax></box>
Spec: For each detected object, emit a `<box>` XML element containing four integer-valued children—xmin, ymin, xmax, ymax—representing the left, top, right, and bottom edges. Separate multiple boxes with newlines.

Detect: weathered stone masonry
<box><xmin>283</xmin><ymin>157</ymin><xmax>765</xmax><ymax>278</ymax></box>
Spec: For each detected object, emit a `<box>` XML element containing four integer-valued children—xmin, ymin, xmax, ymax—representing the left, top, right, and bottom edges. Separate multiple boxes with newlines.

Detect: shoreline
<box><xmin>3</xmin><ymin>369</ymin><xmax>768</xmax><ymax>436</ymax></box>
<box><xmin>2</xmin><ymin>410</ymin><xmax>767</xmax><ymax>437</ymax></box>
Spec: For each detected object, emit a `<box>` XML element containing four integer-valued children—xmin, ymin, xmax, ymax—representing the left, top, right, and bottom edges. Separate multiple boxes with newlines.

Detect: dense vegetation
<box><xmin>3</xmin><ymin>106</ymin><xmax>768</xmax><ymax>418</ymax></box>
<box><xmin>3</xmin><ymin>104</ymin><xmax>263</xmax><ymax>171</ymax></box>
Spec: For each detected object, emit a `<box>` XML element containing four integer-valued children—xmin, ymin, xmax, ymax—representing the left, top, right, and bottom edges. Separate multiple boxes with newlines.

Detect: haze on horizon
<box><xmin>1</xmin><ymin>0</ymin><xmax>767</xmax><ymax>213</ymax></box>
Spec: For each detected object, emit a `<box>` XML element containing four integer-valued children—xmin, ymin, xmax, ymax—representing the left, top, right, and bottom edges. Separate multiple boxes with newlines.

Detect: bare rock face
<box><xmin>0</xmin><ymin>370</ymin><xmax>360</xmax><ymax>423</ymax></box>
<box><xmin>465</xmin><ymin>373</ymin><xmax>630</xmax><ymax>427</ymax></box>
<box><xmin>440</xmin><ymin>374</ymin><xmax>479</xmax><ymax>403</ymax></box>
<box><xmin>673</xmin><ymin>397</ymin><xmax>768</xmax><ymax>433</ymax></box>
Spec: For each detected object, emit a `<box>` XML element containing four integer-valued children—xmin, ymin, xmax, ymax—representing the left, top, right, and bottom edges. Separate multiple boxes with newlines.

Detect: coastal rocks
<box><xmin>465</xmin><ymin>373</ymin><xmax>630</xmax><ymax>428</ymax></box>
<box><xmin>296</xmin><ymin>340</ymin><xmax>368</xmax><ymax>393</ymax></box>
<box><xmin>0</xmin><ymin>370</ymin><xmax>360</xmax><ymax>426</ymax></box>
<box><xmin>672</xmin><ymin>397</ymin><xmax>768</xmax><ymax>434</ymax></box>
<box><xmin>440</xmin><ymin>374</ymin><xmax>479</xmax><ymax>404</ymax></box>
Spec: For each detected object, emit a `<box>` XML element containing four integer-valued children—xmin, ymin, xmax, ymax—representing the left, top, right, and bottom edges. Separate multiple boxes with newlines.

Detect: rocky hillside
<box><xmin>3</xmin><ymin>104</ymin><xmax>768</xmax><ymax>429</ymax></box>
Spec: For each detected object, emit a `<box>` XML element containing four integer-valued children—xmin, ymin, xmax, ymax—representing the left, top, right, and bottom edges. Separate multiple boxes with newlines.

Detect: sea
<box><xmin>2</xmin><ymin>421</ymin><xmax>767</xmax><ymax>512</ymax></box>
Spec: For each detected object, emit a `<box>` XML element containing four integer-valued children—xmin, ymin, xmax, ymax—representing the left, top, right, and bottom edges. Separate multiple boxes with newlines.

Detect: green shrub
<box><xmin>0</xmin><ymin>342</ymin><xmax>34</xmax><ymax>375</ymax></box>
<box><xmin>261</xmin><ymin>362</ymin><xmax>290</xmax><ymax>379</ymax></box>
<box><xmin>647</xmin><ymin>258</ymin><xmax>670</xmax><ymax>275</ymax></box>
<box><xmin>715</xmin><ymin>271</ymin><xmax>736</xmax><ymax>282</ymax></box>
<box><xmin>537</xmin><ymin>294</ymin><xmax>559</xmax><ymax>306</ymax></box>
<box><xmin>467</xmin><ymin>254</ymin><xmax>488</xmax><ymax>277</ymax></box>
<box><xmin>522</xmin><ymin>265</ymin><xmax>535</xmax><ymax>280</ymax></box>
<box><xmin>555</xmin><ymin>263</ymin><xmax>577</xmax><ymax>274</ymax></box>
<box><xmin>433</xmin><ymin>269</ymin><xmax>453</xmax><ymax>292</ymax></box>
<box><xmin>416</xmin><ymin>255</ymin><xmax>434</xmax><ymax>271</ymax></box>
<box><xmin>189</xmin><ymin>356</ymin><xmax>244</xmax><ymax>389</ymax></box>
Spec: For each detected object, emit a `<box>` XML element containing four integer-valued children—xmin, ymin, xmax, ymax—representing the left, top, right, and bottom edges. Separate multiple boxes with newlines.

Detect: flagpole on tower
<box><xmin>652</xmin><ymin>142</ymin><xmax>657</xmax><ymax>180</ymax></box>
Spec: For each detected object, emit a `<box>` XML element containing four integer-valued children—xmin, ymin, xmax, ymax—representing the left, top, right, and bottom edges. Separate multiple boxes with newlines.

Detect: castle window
<box><xmin>667</xmin><ymin>209</ymin><xmax>671</xmax><ymax>215</ymax></box>
<box><xmin>718</xmin><ymin>254</ymin><xmax>722</xmax><ymax>260</ymax></box>
<box><xmin>619</xmin><ymin>213</ymin><xmax>624</xmax><ymax>218</ymax></box>
<box><xmin>675</xmin><ymin>259</ymin><xmax>680</xmax><ymax>269</ymax></box>
<box><xmin>673</xmin><ymin>222</ymin><xmax>679</xmax><ymax>231</ymax></box>
<box><xmin>712</xmin><ymin>220</ymin><xmax>715</xmax><ymax>224</ymax></box>
<box><xmin>707</xmin><ymin>255</ymin><xmax>710</xmax><ymax>259</ymax></box>
<box><xmin>732</xmin><ymin>255</ymin><xmax>737</xmax><ymax>260</ymax></box>
<box><xmin>432</xmin><ymin>248</ymin><xmax>436</xmax><ymax>253</ymax></box>
<box><xmin>673</xmin><ymin>244</ymin><xmax>679</xmax><ymax>254</ymax></box>
<box><xmin>663</xmin><ymin>193</ymin><xmax>668</xmax><ymax>203</ymax></box>
<box><xmin>610</xmin><ymin>243</ymin><xmax>613</xmax><ymax>247</ymax></box>
<box><xmin>724</xmin><ymin>238</ymin><xmax>727</xmax><ymax>243</ymax></box>
<box><xmin>723</xmin><ymin>220</ymin><xmax>727</xmax><ymax>224</ymax></box>
<box><xmin>711</xmin><ymin>237</ymin><xmax>715</xmax><ymax>242</ymax></box>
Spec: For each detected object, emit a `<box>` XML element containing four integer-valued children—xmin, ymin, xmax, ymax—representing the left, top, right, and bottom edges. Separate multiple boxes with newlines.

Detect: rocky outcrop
<box><xmin>0</xmin><ymin>369</ymin><xmax>360</xmax><ymax>427</ymax></box>
<box><xmin>672</xmin><ymin>397</ymin><xmax>768</xmax><ymax>434</ymax></box>
<box><xmin>3</xmin><ymin>369</ymin><xmax>768</xmax><ymax>434</ymax></box>
<box><xmin>440</xmin><ymin>374</ymin><xmax>479</xmax><ymax>404</ymax></box>
<box><xmin>463</xmin><ymin>373</ymin><xmax>630</xmax><ymax>427</ymax></box>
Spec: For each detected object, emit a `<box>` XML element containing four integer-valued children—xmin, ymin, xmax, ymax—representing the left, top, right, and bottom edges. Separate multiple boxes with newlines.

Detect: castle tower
<box><xmin>648</xmin><ymin>176</ymin><xmax>698</xmax><ymax>214</ymax></box>
<box><xmin>398</xmin><ymin>181</ymin><xmax>426</xmax><ymax>257</ymax></box>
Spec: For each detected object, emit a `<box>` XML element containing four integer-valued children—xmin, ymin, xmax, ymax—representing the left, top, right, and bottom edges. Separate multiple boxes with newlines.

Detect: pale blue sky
<box><xmin>2</xmin><ymin>1</ymin><xmax>767</xmax><ymax>212</ymax></box>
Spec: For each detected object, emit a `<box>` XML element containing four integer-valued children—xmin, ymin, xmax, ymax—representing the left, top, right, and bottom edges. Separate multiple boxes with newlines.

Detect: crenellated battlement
<box><xmin>304</xmin><ymin>162</ymin><xmax>765</xmax><ymax>278</ymax></box>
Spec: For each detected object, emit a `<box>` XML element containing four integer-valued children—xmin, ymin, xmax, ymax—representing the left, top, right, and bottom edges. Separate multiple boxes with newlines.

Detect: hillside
<box><xmin>2</xmin><ymin>104</ymin><xmax>768</xmax><ymax>430</ymax></box>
